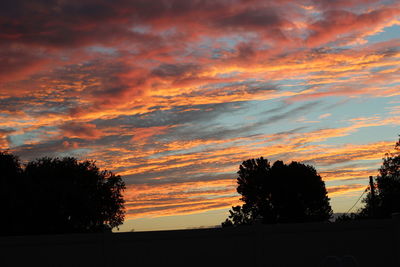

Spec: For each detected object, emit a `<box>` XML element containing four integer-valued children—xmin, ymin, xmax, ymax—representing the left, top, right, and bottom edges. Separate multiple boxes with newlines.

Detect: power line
<box><xmin>346</xmin><ymin>187</ymin><xmax>368</xmax><ymax>214</ymax></box>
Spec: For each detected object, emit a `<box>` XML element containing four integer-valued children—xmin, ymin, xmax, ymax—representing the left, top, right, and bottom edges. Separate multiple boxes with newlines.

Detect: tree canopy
<box><xmin>0</xmin><ymin>152</ymin><xmax>24</xmax><ymax>234</ymax></box>
<box><xmin>0</xmin><ymin>152</ymin><xmax>125</xmax><ymax>236</ymax></box>
<box><xmin>222</xmin><ymin>158</ymin><xmax>332</xmax><ymax>226</ymax></box>
<box><xmin>360</xmin><ymin>136</ymin><xmax>400</xmax><ymax>218</ymax></box>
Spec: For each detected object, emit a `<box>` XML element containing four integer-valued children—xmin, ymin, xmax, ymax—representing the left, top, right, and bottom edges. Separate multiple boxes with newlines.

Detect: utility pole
<box><xmin>369</xmin><ymin>176</ymin><xmax>376</xmax><ymax>218</ymax></box>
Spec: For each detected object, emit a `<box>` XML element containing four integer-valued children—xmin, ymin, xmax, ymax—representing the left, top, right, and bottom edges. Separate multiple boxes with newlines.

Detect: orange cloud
<box><xmin>327</xmin><ymin>184</ymin><xmax>366</xmax><ymax>197</ymax></box>
<box><xmin>130</xmin><ymin>126</ymin><xmax>172</xmax><ymax>144</ymax></box>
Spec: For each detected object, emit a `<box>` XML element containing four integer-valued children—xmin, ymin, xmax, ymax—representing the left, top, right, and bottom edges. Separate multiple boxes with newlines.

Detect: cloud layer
<box><xmin>1</xmin><ymin>0</ymin><xmax>399</xmax><ymax>229</ymax></box>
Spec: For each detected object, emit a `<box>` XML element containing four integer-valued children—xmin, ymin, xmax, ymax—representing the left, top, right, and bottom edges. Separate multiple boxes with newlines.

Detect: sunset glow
<box><xmin>1</xmin><ymin>0</ymin><xmax>399</xmax><ymax>231</ymax></box>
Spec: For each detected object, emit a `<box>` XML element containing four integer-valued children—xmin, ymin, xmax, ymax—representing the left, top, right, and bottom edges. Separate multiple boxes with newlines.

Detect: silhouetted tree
<box><xmin>222</xmin><ymin>158</ymin><xmax>332</xmax><ymax>226</ymax></box>
<box><xmin>221</xmin><ymin>205</ymin><xmax>254</xmax><ymax>227</ymax></box>
<box><xmin>0</xmin><ymin>153</ymin><xmax>125</xmax><ymax>235</ymax></box>
<box><xmin>360</xmin><ymin>136</ymin><xmax>400</xmax><ymax>218</ymax></box>
<box><xmin>0</xmin><ymin>151</ymin><xmax>25</xmax><ymax>234</ymax></box>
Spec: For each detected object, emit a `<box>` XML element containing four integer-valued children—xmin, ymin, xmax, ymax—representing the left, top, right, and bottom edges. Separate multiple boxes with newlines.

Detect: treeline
<box><xmin>1</xmin><ymin>136</ymin><xmax>399</xmax><ymax>236</ymax></box>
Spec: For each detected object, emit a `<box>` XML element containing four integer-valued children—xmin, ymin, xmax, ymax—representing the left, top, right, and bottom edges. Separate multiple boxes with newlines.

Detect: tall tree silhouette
<box><xmin>222</xmin><ymin>158</ymin><xmax>332</xmax><ymax>226</ymax></box>
<box><xmin>361</xmin><ymin>136</ymin><xmax>400</xmax><ymax>218</ymax></box>
<box><xmin>0</xmin><ymin>153</ymin><xmax>125</xmax><ymax>235</ymax></box>
<box><xmin>0</xmin><ymin>151</ymin><xmax>25</xmax><ymax>234</ymax></box>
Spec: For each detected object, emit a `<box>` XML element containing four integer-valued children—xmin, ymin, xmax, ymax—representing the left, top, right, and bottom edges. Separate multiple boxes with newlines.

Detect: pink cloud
<box><xmin>307</xmin><ymin>7</ymin><xmax>400</xmax><ymax>46</ymax></box>
<box><xmin>59</xmin><ymin>122</ymin><xmax>102</xmax><ymax>140</ymax></box>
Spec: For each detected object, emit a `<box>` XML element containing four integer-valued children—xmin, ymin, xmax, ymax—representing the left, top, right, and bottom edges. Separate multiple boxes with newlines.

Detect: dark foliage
<box><xmin>360</xmin><ymin>136</ymin><xmax>400</xmax><ymax>218</ymax></box>
<box><xmin>334</xmin><ymin>213</ymin><xmax>360</xmax><ymax>222</ymax></box>
<box><xmin>0</xmin><ymin>151</ymin><xmax>25</xmax><ymax>234</ymax></box>
<box><xmin>0</xmin><ymin>152</ymin><xmax>125</xmax><ymax>235</ymax></box>
<box><xmin>222</xmin><ymin>157</ymin><xmax>332</xmax><ymax>227</ymax></box>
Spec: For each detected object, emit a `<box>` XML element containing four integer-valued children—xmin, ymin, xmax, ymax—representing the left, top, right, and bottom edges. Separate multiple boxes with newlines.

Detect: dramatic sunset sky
<box><xmin>1</xmin><ymin>0</ymin><xmax>399</xmax><ymax>231</ymax></box>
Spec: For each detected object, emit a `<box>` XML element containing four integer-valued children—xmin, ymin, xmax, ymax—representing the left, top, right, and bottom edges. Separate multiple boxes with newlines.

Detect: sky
<box><xmin>1</xmin><ymin>0</ymin><xmax>399</xmax><ymax>232</ymax></box>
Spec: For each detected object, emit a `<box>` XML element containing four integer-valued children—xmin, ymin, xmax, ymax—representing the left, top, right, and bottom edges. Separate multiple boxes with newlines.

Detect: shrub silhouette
<box><xmin>0</xmin><ymin>152</ymin><xmax>125</xmax><ymax>235</ymax></box>
<box><xmin>222</xmin><ymin>158</ymin><xmax>332</xmax><ymax>226</ymax></box>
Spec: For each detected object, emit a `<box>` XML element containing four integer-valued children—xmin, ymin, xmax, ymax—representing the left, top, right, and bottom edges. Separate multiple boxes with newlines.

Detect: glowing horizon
<box><xmin>1</xmin><ymin>0</ymin><xmax>399</xmax><ymax>231</ymax></box>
